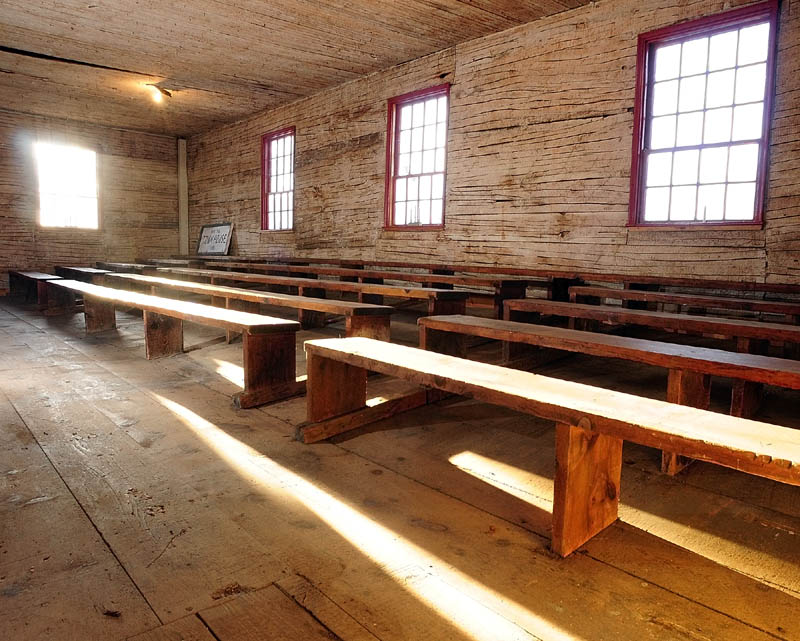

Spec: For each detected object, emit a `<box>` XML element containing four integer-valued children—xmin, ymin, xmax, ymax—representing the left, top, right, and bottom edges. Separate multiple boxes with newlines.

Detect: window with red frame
<box><xmin>629</xmin><ymin>1</ymin><xmax>777</xmax><ymax>226</ymax></box>
<box><xmin>385</xmin><ymin>85</ymin><xmax>449</xmax><ymax>228</ymax></box>
<box><xmin>261</xmin><ymin>127</ymin><xmax>295</xmax><ymax>230</ymax></box>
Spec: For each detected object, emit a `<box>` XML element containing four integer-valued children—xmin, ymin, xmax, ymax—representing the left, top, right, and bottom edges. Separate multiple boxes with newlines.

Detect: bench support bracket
<box><xmin>144</xmin><ymin>311</ymin><xmax>183</xmax><ymax>359</ymax></box>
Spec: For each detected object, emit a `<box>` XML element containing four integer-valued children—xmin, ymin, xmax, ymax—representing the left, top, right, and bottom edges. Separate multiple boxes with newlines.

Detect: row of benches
<box><xmin>7</xmin><ymin>265</ymin><xmax>800</xmax><ymax>559</ymax></box>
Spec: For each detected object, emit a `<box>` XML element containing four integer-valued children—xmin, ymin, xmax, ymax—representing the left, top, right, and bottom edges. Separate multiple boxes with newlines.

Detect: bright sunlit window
<box><xmin>35</xmin><ymin>141</ymin><xmax>99</xmax><ymax>229</ymax></box>
<box><xmin>261</xmin><ymin>127</ymin><xmax>295</xmax><ymax>231</ymax></box>
<box><xmin>629</xmin><ymin>1</ymin><xmax>777</xmax><ymax>226</ymax></box>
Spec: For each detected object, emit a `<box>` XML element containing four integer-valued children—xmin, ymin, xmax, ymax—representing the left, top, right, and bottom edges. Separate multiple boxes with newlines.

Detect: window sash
<box><xmin>35</xmin><ymin>142</ymin><xmax>99</xmax><ymax>229</ymax></box>
<box><xmin>261</xmin><ymin>127</ymin><xmax>295</xmax><ymax>231</ymax></box>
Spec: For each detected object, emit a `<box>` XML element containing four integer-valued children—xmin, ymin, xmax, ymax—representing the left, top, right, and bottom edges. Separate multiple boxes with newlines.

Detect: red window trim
<box><xmin>628</xmin><ymin>0</ymin><xmax>778</xmax><ymax>228</ymax></box>
<box><xmin>261</xmin><ymin>126</ymin><xmax>296</xmax><ymax>231</ymax></box>
<box><xmin>384</xmin><ymin>84</ymin><xmax>450</xmax><ymax>230</ymax></box>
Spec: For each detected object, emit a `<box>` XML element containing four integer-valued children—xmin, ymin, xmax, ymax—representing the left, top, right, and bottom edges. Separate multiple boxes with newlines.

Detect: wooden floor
<box><xmin>1</xmin><ymin>297</ymin><xmax>799</xmax><ymax>641</ymax></box>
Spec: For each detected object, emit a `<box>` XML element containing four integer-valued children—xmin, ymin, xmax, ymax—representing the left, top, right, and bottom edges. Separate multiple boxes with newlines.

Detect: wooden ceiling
<box><xmin>0</xmin><ymin>0</ymin><xmax>589</xmax><ymax>136</ymax></box>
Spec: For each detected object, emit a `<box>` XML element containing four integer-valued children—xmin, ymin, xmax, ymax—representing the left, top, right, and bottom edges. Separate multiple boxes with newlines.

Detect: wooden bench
<box><xmin>418</xmin><ymin>314</ymin><xmax>800</xmax><ymax>473</ymax></box>
<box><xmin>101</xmin><ymin>272</ymin><xmax>394</xmax><ymax>340</ymax></box>
<box><xmin>96</xmin><ymin>261</ymin><xmax>154</xmax><ymax>274</ymax></box>
<box><xmin>54</xmin><ymin>266</ymin><xmax>111</xmax><ymax>283</ymax></box>
<box><xmin>155</xmin><ymin>267</ymin><xmax>469</xmax><ymax>316</ymax></box>
<box><xmin>569</xmin><ymin>285</ymin><xmax>800</xmax><ymax>322</ymax></box>
<box><xmin>299</xmin><ymin>337</ymin><xmax>800</xmax><ymax>556</ymax></box>
<box><xmin>47</xmin><ymin>279</ymin><xmax>303</xmax><ymax>408</ymax></box>
<box><xmin>503</xmin><ymin>299</ymin><xmax>800</xmax><ymax>358</ymax></box>
<box><xmin>204</xmin><ymin>261</ymin><xmax>539</xmax><ymax>318</ymax></box>
<box><xmin>8</xmin><ymin>271</ymin><xmax>62</xmax><ymax>308</ymax></box>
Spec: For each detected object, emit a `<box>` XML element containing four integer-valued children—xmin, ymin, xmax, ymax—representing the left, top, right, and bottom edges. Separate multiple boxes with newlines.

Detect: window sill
<box><xmin>383</xmin><ymin>225</ymin><xmax>445</xmax><ymax>232</ymax></box>
<box><xmin>259</xmin><ymin>228</ymin><xmax>295</xmax><ymax>233</ymax></box>
<box><xmin>627</xmin><ymin>223</ymin><xmax>763</xmax><ymax>232</ymax></box>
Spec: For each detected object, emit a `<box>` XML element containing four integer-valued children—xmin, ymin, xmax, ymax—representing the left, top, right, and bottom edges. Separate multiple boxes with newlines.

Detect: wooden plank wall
<box><xmin>187</xmin><ymin>0</ymin><xmax>800</xmax><ymax>284</ymax></box>
<box><xmin>0</xmin><ymin>109</ymin><xmax>178</xmax><ymax>289</ymax></box>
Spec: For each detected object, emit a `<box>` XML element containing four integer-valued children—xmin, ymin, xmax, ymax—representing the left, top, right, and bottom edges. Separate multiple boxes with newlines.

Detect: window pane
<box><xmin>681</xmin><ymin>37</ymin><xmax>708</xmax><ymax>76</ymax></box>
<box><xmin>36</xmin><ymin>142</ymin><xmax>99</xmax><ymax>229</ymax></box>
<box><xmin>731</xmin><ymin>102</ymin><xmax>763</xmax><ymax>141</ymax></box>
<box><xmin>654</xmin><ymin>43</ymin><xmax>681</xmax><ymax>81</ymax></box>
<box><xmin>423</xmin><ymin>124</ymin><xmax>436</xmax><ymax>150</ymax></box>
<box><xmin>670</xmin><ymin>185</ymin><xmax>697</xmax><ymax>221</ymax></box>
<box><xmin>436</xmin><ymin>123</ymin><xmax>447</xmax><ymax>148</ymax></box>
<box><xmin>650</xmin><ymin>115</ymin><xmax>676</xmax><ymax>149</ymax></box>
<box><xmin>271</xmin><ymin>139</ymin><xmax>278</xmax><ymax>156</ymax></box>
<box><xmin>419</xmin><ymin>199</ymin><xmax>431</xmax><ymax>225</ymax></box>
<box><xmin>652</xmin><ymin>80</ymin><xmax>678</xmax><ymax>116</ymax></box>
<box><xmin>697</xmin><ymin>184</ymin><xmax>725</xmax><ymax>220</ymax></box>
<box><xmin>437</xmin><ymin>96</ymin><xmax>448</xmax><ymax>123</ymax></box>
<box><xmin>676</xmin><ymin>111</ymin><xmax>703</xmax><ymax>146</ymax></box>
<box><xmin>412</xmin><ymin>102</ymin><xmax>425</xmax><ymax>128</ymax></box>
<box><xmin>432</xmin><ymin>173</ymin><xmax>444</xmax><ymax>199</ymax></box>
<box><xmin>708</xmin><ymin>30</ymin><xmax>738</xmax><ymax>71</ymax></box>
<box><xmin>411</xmin><ymin>127</ymin><xmax>423</xmax><ymax>152</ymax></box>
<box><xmin>699</xmin><ymin>146</ymin><xmax>728</xmax><ymax>183</ymax></box>
<box><xmin>646</xmin><ymin>151</ymin><xmax>672</xmax><ymax>187</ymax></box>
<box><xmin>703</xmin><ymin>107</ymin><xmax>732</xmax><ymax>144</ymax></box>
<box><xmin>678</xmin><ymin>75</ymin><xmax>706</xmax><ymax>112</ymax></box>
<box><xmin>407</xmin><ymin>176</ymin><xmax>419</xmax><ymax>201</ymax></box>
<box><xmin>394</xmin><ymin>201</ymin><xmax>405</xmax><ymax>225</ymax></box>
<box><xmin>672</xmin><ymin>149</ymin><xmax>699</xmax><ymax>185</ymax></box>
<box><xmin>435</xmin><ymin>148</ymin><xmax>446</xmax><ymax>172</ymax></box>
<box><xmin>395</xmin><ymin>177</ymin><xmax>407</xmax><ymax>201</ymax></box>
<box><xmin>644</xmin><ymin>187</ymin><xmax>670</xmax><ymax>221</ymax></box>
<box><xmin>431</xmin><ymin>199</ymin><xmax>443</xmax><ymax>224</ymax></box>
<box><xmin>398</xmin><ymin>153</ymin><xmax>410</xmax><ymax>176</ymax></box>
<box><xmin>735</xmin><ymin>63</ymin><xmax>766</xmax><ymax>104</ymax></box>
<box><xmin>422</xmin><ymin>149</ymin><xmax>435</xmax><ymax>173</ymax></box>
<box><xmin>706</xmin><ymin>69</ymin><xmax>735</xmax><ymax>108</ymax></box>
<box><xmin>400</xmin><ymin>105</ymin><xmax>413</xmax><ymax>130</ymax></box>
<box><xmin>738</xmin><ymin>23</ymin><xmax>770</xmax><ymax>66</ymax></box>
<box><xmin>725</xmin><ymin>182</ymin><xmax>756</xmax><ymax>219</ymax></box>
<box><xmin>407</xmin><ymin>200</ymin><xmax>420</xmax><ymax>224</ymax></box>
<box><xmin>424</xmin><ymin>98</ymin><xmax>437</xmax><ymax>125</ymax></box>
<box><xmin>728</xmin><ymin>143</ymin><xmax>759</xmax><ymax>182</ymax></box>
<box><xmin>419</xmin><ymin>174</ymin><xmax>432</xmax><ymax>199</ymax></box>
<box><xmin>399</xmin><ymin>130</ymin><xmax>411</xmax><ymax>153</ymax></box>
<box><xmin>410</xmin><ymin>151</ymin><xmax>422</xmax><ymax>174</ymax></box>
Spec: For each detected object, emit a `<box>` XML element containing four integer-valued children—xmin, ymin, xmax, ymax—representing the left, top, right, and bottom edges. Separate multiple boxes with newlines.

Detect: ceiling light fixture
<box><xmin>146</xmin><ymin>84</ymin><xmax>172</xmax><ymax>103</ymax></box>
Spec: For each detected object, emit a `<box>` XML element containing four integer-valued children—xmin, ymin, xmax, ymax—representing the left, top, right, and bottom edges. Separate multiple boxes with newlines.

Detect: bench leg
<box><xmin>46</xmin><ymin>283</ymin><xmax>80</xmax><ymax>315</ymax></box>
<box><xmin>428</xmin><ymin>298</ymin><xmax>467</xmax><ymax>316</ymax></box>
<box><xmin>346</xmin><ymin>314</ymin><xmax>391</xmax><ymax>341</ymax></box>
<box><xmin>419</xmin><ymin>325</ymin><xmax>467</xmax><ymax>358</ymax></box>
<box><xmin>730</xmin><ymin>337</ymin><xmax>767</xmax><ymax>418</ymax></box>
<box><xmin>494</xmin><ymin>282</ymin><xmax>527</xmax><ymax>320</ymax></box>
<box><xmin>306</xmin><ymin>352</ymin><xmax>367</xmax><ymax>423</ymax></box>
<box><xmin>359</xmin><ymin>277</ymin><xmax>384</xmax><ymax>305</ymax></box>
<box><xmin>8</xmin><ymin>273</ymin><xmax>25</xmax><ymax>299</ymax></box>
<box><xmin>661</xmin><ymin>368</ymin><xmax>711</xmax><ymax>475</ymax></box>
<box><xmin>234</xmin><ymin>331</ymin><xmax>304</xmax><ymax>409</ymax></box>
<box><xmin>84</xmin><ymin>296</ymin><xmax>116</xmax><ymax>334</ymax></box>
<box><xmin>551</xmin><ymin>421</ymin><xmax>623</xmax><ymax>557</ymax></box>
<box><xmin>144</xmin><ymin>311</ymin><xmax>183</xmax><ymax>359</ymax></box>
<box><xmin>36</xmin><ymin>280</ymin><xmax>53</xmax><ymax>308</ymax></box>
<box><xmin>298</xmin><ymin>287</ymin><xmax>327</xmax><ymax>329</ymax></box>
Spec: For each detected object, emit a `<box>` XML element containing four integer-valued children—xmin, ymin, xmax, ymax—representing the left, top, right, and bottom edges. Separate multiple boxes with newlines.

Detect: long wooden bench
<box><xmin>47</xmin><ymin>279</ymin><xmax>303</xmax><ymax>408</ymax></box>
<box><xmin>418</xmin><ymin>314</ymin><xmax>800</xmax><ymax>473</ymax></box>
<box><xmin>96</xmin><ymin>261</ymin><xmax>154</xmax><ymax>274</ymax></box>
<box><xmin>569</xmin><ymin>285</ymin><xmax>800</xmax><ymax>322</ymax></box>
<box><xmin>155</xmin><ymin>267</ymin><xmax>469</xmax><ymax>316</ymax></box>
<box><xmin>54</xmin><ymin>266</ymin><xmax>111</xmax><ymax>283</ymax></box>
<box><xmin>8</xmin><ymin>271</ymin><xmax>62</xmax><ymax>308</ymax></box>
<box><xmin>101</xmin><ymin>272</ymin><xmax>394</xmax><ymax>340</ymax></box>
<box><xmin>299</xmin><ymin>337</ymin><xmax>800</xmax><ymax>557</ymax></box>
<box><xmin>503</xmin><ymin>299</ymin><xmax>800</xmax><ymax>358</ymax></box>
<box><xmin>203</xmin><ymin>261</ymin><xmax>539</xmax><ymax>317</ymax></box>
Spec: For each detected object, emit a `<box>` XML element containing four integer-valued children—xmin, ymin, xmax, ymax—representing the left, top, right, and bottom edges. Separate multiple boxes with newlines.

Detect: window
<box><xmin>261</xmin><ymin>127</ymin><xmax>295</xmax><ymax>230</ymax></box>
<box><xmin>34</xmin><ymin>141</ymin><xmax>98</xmax><ymax>229</ymax></box>
<box><xmin>629</xmin><ymin>1</ymin><xmax>777</xmax><ymax>226</ymax></box>
<box><xmin>385</xmin><ymin>85</ymin><xmax>449</xmax><ymax>228</ymax></box>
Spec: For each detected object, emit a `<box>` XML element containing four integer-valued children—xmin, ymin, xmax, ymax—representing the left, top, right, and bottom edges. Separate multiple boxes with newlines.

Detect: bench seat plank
<box><xmin>570</xmin><ymin>285</ymin><xmax>800</xmax><ymax>319</ymax></box>
<box><xmin>303</xmin><ymin>337</ymin><xmax>800</xmax><ymax>486</ymax></box>
<box><xmin>8</xmin><ymin>271</ymin><xmax>63</xmax><ymax>307</ymax></box>
<box><xmin>52</xmin><ymin>280</ymin><xmax>297</xmax><ymax>334</ymax></box>
<box><xmin>504</xmin><ymin>299</ymin><xmax>800</xmax><ymax>345</ymax></box>
<box><xmin>418</xmin><ymin>315</ymin><xmax>800</xmax><ymax>389</ymax></box>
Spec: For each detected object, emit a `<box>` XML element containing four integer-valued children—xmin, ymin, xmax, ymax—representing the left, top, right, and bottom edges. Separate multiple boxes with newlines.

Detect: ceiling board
<box><xmin>0</xmin><ymin>0</ymin><xmax>592</xmax><ymax>135</ymax></box>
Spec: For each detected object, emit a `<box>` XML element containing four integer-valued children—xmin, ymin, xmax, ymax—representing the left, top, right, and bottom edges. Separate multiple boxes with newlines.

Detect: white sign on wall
<box><xmin>196</xmin><ymin>222</ymin><xmax>233</xmax><ymax>256</ymax></box>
